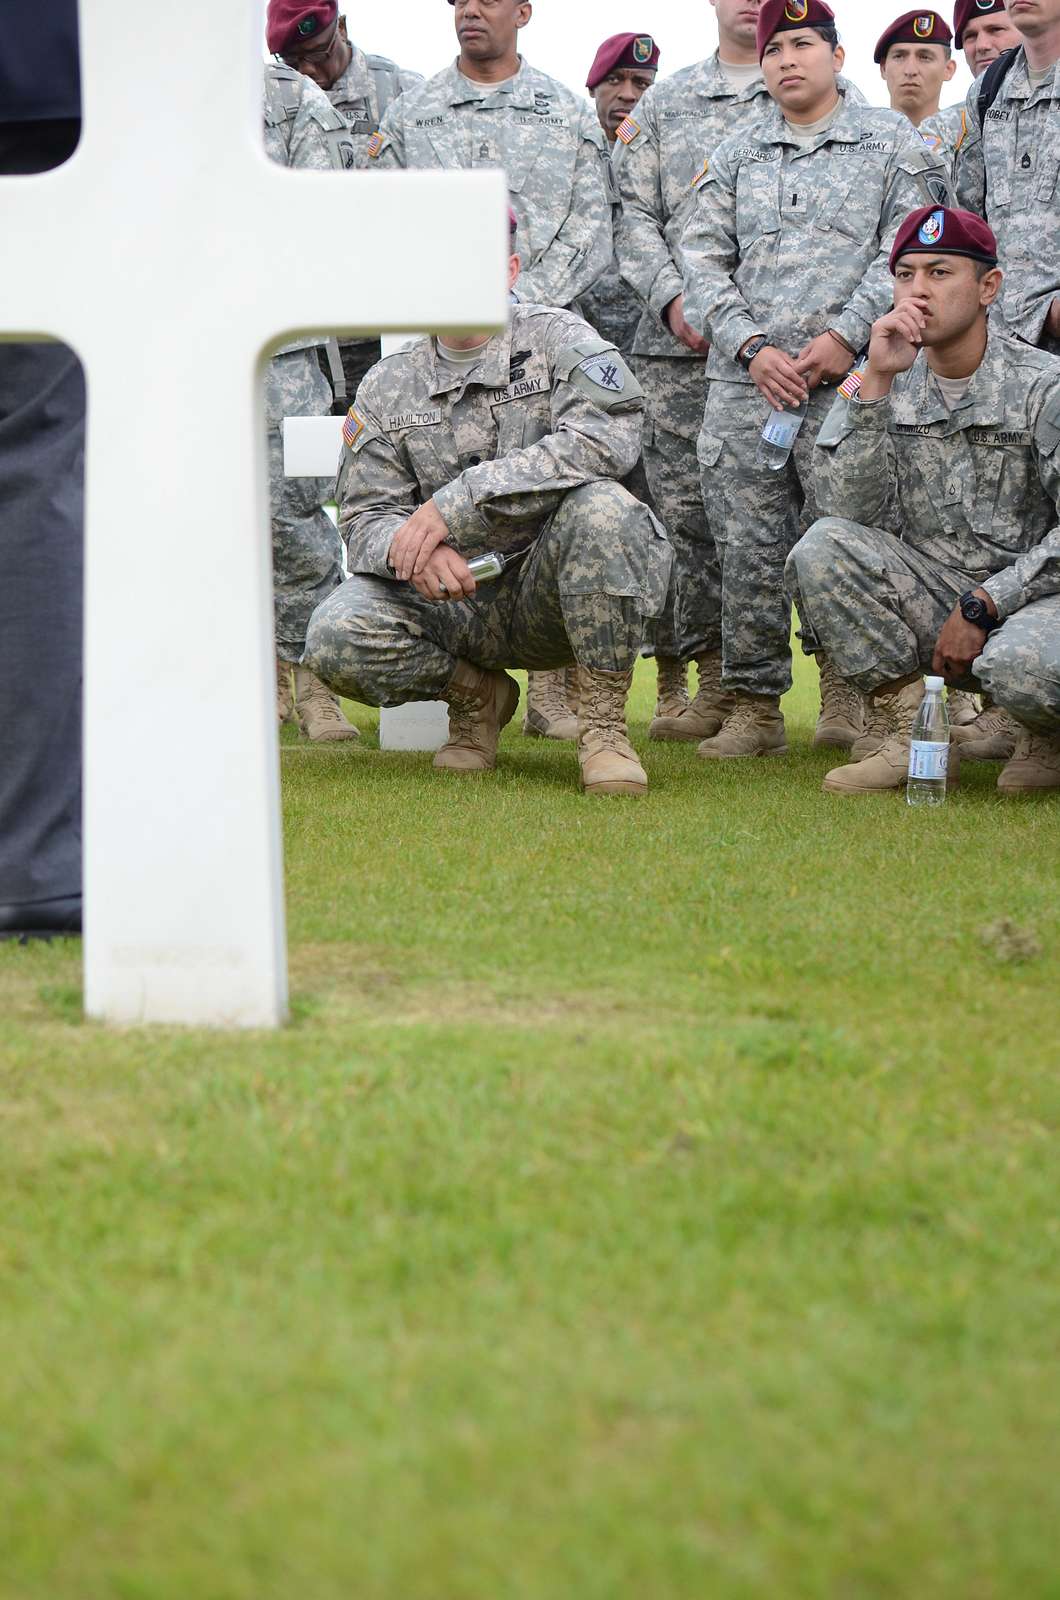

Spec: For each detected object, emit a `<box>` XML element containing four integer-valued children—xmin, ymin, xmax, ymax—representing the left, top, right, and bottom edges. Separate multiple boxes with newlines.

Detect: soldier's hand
<box><xmin>794</xmin><ymin>332</ymin><xmax>853</xmax><ymax>391</ymax></box>
<box><xmin>412</xmin><ymin>545</ymin><xmax>476</xmax><ymax>604</ymax></box>
<box><xmin>748</xmin><ymin>346</ymin><xmax>809</xmax><ymax>411</ymax></box>
<box><xmin>388</xmin><ymin>498</ymin><xmax>452</xmax><ymax>582</ymax></box>
<box><xmin>932</xmin><ymin>599</ymin><xmax>993</xmax><ymax>683</ymax></box>
<box><xmin>866</xmin><ymin>302</ymin><xmax>926</xmax><ymax>379</ymax></box>
<box><xmin>665</xmin><ymin>295</ymin><xmax>711</xmax><ymax>356</ymax></box>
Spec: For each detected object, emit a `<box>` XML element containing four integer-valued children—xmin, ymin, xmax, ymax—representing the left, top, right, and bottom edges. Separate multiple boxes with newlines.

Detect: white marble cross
<box><xmin>0</xmin><ymin>0</ymin><xmax>507</xmax><ymax>1027</ymax></box>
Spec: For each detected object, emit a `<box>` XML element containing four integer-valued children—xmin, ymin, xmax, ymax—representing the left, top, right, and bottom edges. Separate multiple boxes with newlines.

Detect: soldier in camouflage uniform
<box><xmin>789</xmin><ymin>205</ymin><xmax>1060</xmax><ymax>795</ymax></box>
<box><xmin>875</xmin><ymin>11</ymin><xmax>957</xmax><ymax>132</ymax></box>
<box><xmin>613</xmin><ymin>0</ymin><xmax>773</xmax><ymax>744</ymax></box>
<box><xmin>266</xmin><ymin>0</ymin><xmax>422</xmax><ymax>407</ymax></box>
<box><xmin>955</xmin><ymin>0</ymin><xmax>1060</xmax><ymax>354</ymax></box>
<box><xmin>920</xmin><ymin>0</ymin><xmax>1022</xmax><ymax>165</ymax></box>
<box><xmin>263</xmin><ymin>62</ymin><xmax>360</xmax><ymax>741</ymax></box>
<box><xmin>303</xmin><ymin>227</ymin><xmax>673</xmax><ymax>797</ymax></box>
<box><xmin>368</xmin><ymin>0</ymin><xmax>617</xmax><ymax>744</ymax></box>
<box><xmin>680</xmin><ymin>0</ymin><xmax>952</xmax><ymax>763</ymax></box>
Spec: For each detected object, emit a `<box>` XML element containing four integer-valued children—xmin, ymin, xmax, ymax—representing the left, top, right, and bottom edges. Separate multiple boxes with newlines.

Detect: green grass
<box><xmin>1</xmin><ymin>655</ymin><xmax>1058</xmax><ymax>1599</ymax></box>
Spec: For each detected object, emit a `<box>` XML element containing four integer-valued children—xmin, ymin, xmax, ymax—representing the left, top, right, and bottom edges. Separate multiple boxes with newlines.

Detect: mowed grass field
<box><xmin>1</xmin><ymin>653</ymin><xmax>1058</xmax><ymax>1599</ymax></box>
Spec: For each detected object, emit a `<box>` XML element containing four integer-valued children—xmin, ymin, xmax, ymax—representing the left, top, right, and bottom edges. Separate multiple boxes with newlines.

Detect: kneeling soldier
<box><xmin>304</xmin><ymin>215</ymin><xmax>673</xmax><ymax>797</ymax></box>
<box><xmin>788</xmin><ymin>206</ymin><xmax>1060</xmax><ymax>795</ymax></box>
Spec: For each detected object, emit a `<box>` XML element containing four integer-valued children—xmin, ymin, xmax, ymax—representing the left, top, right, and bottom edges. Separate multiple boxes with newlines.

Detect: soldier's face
<box><xmin>881</xmin><ymin>45</ymin><xmax>957</xmax><ymax>115</ymax></box>
<box><xmin>1008</xmin><ymin>0</ymin><xmax>1060</xmax><ymax>35</ymax></box>
<box><xmin>893</xmin><ymin>254</ymin><xmax>1002</xmax><ymax>344</ymax></box>
<box><xmin>962</xmin><ymin>14</ymin><xmax>1022</xmax><ymax>75</ymax></box>
<box><xmin>592</xmin><ymin>69</ymin><xmax>656</xmax><ymax>141</ymax></box>
<box><xmin>710</xmin><ymin>0</ymin><xmax>763</xmax><ymax>51</ymax></box>
<box><xmin>761</xmin><ymin>30</ymin><xmax>844</xmax><ymax>114</ymax></box>
<box><xmin>453</xmin><ymin>0</ymin><xmax>532</xmax><ymax>61</ymax></box>
<box><xmin>280</xmin><ymin>15</ymin><xmax>350</xmax><ymax>90</ymax></box>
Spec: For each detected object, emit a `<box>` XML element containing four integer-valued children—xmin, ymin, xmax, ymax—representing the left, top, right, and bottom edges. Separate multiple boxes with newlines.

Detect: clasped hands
<box><xmin>742</xmin><ymin>330</ymin><xmax>854</xmax><ymax>411</ymax></box>
<box><xmin>388</xmin><ymin>499</ymin><xmax>475</xmax><ymax>602</ymax></box>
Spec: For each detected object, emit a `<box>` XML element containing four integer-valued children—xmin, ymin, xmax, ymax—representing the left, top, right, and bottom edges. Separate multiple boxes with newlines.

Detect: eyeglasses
<box><xmin>279</xmin><ymin>18</ymin><xmax>340</xmax><ymax>65</ymax></box>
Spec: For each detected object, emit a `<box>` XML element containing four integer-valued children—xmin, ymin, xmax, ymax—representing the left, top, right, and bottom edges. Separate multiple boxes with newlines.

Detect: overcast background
<box><xmin>329</xmin><ymin>1</ymin><xmax>972</xmax><ymax>113</ymax></box>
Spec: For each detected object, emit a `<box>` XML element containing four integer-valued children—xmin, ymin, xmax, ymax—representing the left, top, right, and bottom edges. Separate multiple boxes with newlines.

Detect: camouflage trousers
<box><xmin>633</xmin><ymin>355</ymin><xmax>719</xmax><ymax>660</ymax></box>
<box><xmin>699</xmin><ymin>381</ymin><xmax>834</xmax><ymax>699</ymax></box>
<box><xmin>303</xmin><ymin>481</ymin><xmax>673</xmax><ymax>707</ymax></box>
<box><xmin>266</xmin><ymin>348</ymin><xmax>344</xmax><ymax>664</ymax></box>
<box><xmin>787</xmin><ymin>517</ymin><xmax>1060</xmax><ymax>731</ymax></box>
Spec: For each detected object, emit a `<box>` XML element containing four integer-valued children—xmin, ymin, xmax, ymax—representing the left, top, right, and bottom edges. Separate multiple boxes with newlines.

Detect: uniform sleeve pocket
<box><xmin>696</xmin><ymin>431</ymin><xmax>724</xmax><ymax>471</ymax></box>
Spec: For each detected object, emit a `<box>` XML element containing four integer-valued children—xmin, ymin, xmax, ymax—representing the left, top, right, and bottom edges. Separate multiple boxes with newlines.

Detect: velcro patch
<box><xmin>615</xmin><ymin>117</ymin><xmax>640</xmax><ymax>146</ymax></box>
<box><xmin>577</xmin><ymin>352</ymin><xmax>627</xmax><ymax>395</ymax></box>
<box><xmin>342</xmin><ymin>407</ymin><xmax>365</xmax><ymax>449</ymax></box>
<box><xmin>366</xmin><ymin>131</ymin><xmax>384</xmax><ymax>160</ymax></box>
<box><xmin>968</xmin><ymin>428</ymin><xmax>1032</xmax><ymax>447</ymax></box>
<box><xmin>384</xmin><ymin>409</ymin><xmax>442</xmax><ymax>431</ymax></box>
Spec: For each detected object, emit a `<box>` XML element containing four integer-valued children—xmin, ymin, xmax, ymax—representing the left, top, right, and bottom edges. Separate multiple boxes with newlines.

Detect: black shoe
<box><xmin>0</xmin><ymin>894</ymin><xmax>82</xmax><ymax>942</ymax></box>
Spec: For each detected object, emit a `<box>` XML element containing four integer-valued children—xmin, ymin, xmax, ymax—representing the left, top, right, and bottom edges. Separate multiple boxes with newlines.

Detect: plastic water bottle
<box><xmin>907</xmin><ymin>676</ymin><xmax>950</xmax><ymax>807</ymax></box>
<box><xmin>757</xmin><ymin>397</ymin><xmax>808</xmax><ymax>470</ymax></box>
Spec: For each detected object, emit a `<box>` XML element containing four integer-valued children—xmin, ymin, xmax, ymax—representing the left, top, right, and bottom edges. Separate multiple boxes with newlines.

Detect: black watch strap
<box><xmin>959</xmin><ymin>590</ymin><xmax>1000</xmax><ymax>632</ymax></box>
<box><xmin>738</xmin><ymin>335</ymin><xmax>769</xmax><ymax>371</ymax></box>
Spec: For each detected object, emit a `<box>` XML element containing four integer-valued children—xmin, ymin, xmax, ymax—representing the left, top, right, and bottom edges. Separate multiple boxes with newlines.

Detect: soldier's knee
<box><xmin>787</xmin><ymin>517</ymin><xmax>850</xmax><ymax>592</ymax></box>
<box><xmin>978</xmin><ymin>620</ymin><xmax>1060</xmax><ymax>730</ymax></box>
<box><xmin>303</xmin><ymin>579</ymin><xmax>375</xmax><ymax>686</ymax></box>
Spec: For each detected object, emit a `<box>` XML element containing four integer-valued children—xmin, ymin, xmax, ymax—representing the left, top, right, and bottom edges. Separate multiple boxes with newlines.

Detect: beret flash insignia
<box><xmin>784</xmin><ymin>0</ymin><xmax>809</xmax><ymax>21</ymax></box>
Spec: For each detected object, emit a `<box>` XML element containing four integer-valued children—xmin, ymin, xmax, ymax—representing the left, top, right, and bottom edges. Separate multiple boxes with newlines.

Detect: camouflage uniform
<box><xmin>787</xmin><ymin>325</ymin><xmax>1060</xmax><ymax>731</ymax></box>
<box><xmin>955</xmin><ymin>50</ymin><xmax>1060</xmax><ymax>352</ymax></box>
<box><xmin>920</xmin><ymin>102</ymin><xmax>967</xmax><ymax>169</ymax></box>
<box><xmin>263</xmin><ymin>65</ymin><xmax>355</xmax><ymax>662</ymax></box>
<box><xmin>681</xmin><ymin>91</ymin><xmax>952</xmax><ymax>698</ymax></box>
<box><xmin>321</xmin><ymin>45</ymin><xmax>424</xmax><ymax>409</ymax></box>
<box><xmin>612</xmin><ymin>56</ymin><xmax>772</xmax><ymax>658</ymax></box>
<box><xmin>368</xmin><ymin>59</ymin><xmax>614</xmax><ymax>311</ymax></box>
<box><xmin>303</xmin><ymin>305</ymin><xmax>673</xmax><ymax>705</ymax></box>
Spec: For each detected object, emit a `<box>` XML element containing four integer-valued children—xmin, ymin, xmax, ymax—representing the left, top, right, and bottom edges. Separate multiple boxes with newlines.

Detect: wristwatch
<box><xmin>738</xmin><ymin>335</ymin><xmax>769</xmax><ymax>371</ymax></box>
<box><xmin>959</xmin><ymin>590</ymin><xmax>1001</xmax><ymax>632</ymax></box>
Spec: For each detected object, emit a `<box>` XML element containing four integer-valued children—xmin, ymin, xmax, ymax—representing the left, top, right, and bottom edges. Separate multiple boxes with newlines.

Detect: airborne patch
<box><xmin>616</xmin><ymin>117</ymin><xmax>640</xmax><ymax>145</ymax></box>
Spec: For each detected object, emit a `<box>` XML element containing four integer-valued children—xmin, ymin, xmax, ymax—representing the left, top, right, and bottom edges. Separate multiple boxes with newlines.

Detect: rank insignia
<box><xmin>785</xmin><ymin>0</ymin><xmax>809</xmax><ymax>21</ymax></box>
<box><xmin>913</xmin><ymin>13</ymin><xmax>935</xmax><ymax>35</ymax></box>
<box><xmin>616</xmin><ymin>117</ymin><xmax>640</xmax><ymax>145</ymax></box>
<box><xmin>918</xmin><ymin>208</ymin><xmax>945</xmax><ymax>245</ymax></box>
<box><xmin>366</xmin><ymin>131</ymin><xmax>384</xmax><ymax>159</ymax></box>
<box><xmin>342</xmin><ymin>407</ymin><xmax>365</xmax><ymax>449</ymax></box>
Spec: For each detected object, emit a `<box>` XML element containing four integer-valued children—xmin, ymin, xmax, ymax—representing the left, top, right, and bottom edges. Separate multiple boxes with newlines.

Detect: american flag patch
<box><xmin>342</xmin><ymin>407</ymin><xmax>365</xmax><ymax>449</ymax></box>
<box><xmin>366</xmin><ymin>131</ymin><xmax>384</xmax><ymax>159</ymax></box>
<box><xmin>615</xmin><ymin>117</ymin><xmax>640</xmax><ymax>146</ymax></box>
<box><xmin>838</xmin><ymin>368</ymin><xmax>865</xmax><ymax>401</ymax></box>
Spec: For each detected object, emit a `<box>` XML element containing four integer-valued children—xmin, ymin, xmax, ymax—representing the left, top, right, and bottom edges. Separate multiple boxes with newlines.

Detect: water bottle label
<box><xmin>762</xmin><ymin>414</ymin><xmax>799</xmax><ymax>449</ymax></box>
<box><xmin>908</xmin><ymin>740</ymin><xmax>949</xmax><ymax>780</ymax></box>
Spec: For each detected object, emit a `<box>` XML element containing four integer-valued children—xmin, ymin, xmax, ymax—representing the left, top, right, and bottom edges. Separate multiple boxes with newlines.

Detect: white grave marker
<box><xmin>0</xmin><ymin>0</ymin><xmax>507</xmax><ymax>1027</ymax></box>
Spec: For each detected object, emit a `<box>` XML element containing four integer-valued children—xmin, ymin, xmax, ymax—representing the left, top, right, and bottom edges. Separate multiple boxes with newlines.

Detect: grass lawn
<box><xmin>1</xmin><ymin>653</ymin><xmax>1058</xmax><ymax>1599</ymax></box>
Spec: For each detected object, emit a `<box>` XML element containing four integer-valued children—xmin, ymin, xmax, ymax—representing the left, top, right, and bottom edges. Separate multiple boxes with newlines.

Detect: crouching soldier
<box><xmin>788</xmin><ymin>206</ymin><xmax>1060</xmax><ymax>796</ymax></box>
<box><xmin>303</xmin><ymin>214</ymin><xmax>673</xmax><ymax>797</ymax></box>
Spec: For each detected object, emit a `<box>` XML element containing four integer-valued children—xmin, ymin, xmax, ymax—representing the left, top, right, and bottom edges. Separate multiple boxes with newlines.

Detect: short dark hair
<box><xmin>810</xmin><ymin>24</ymin><xmax>840</xmax><ymax>48</ymax></box>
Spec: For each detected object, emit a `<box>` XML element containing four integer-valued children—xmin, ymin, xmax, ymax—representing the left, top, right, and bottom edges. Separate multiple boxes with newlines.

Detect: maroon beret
<box><xmin>874</xmin><ymin>10</ymin><xmax>953</xmax><ymax>62</ymax></box>
<box><xmin>757</xmin><ymin>0</ymin><xmax>836</xmax><ymax>62</ymax></box>
<box><xmin>889</xmin><ymin>205</ymin><xmax>998</xmax><ymax>271</ymax></box>
<box><xmin>586</xmin><ymin>33</ymin><xmax>660</xmax><ymax>90</ymax></box>
<box><xmin>954</xmin><ymin>0</ymin><xmax>1010</xmax><ymax>48</ymax></box>
<box><xmin>266</xmin><ymin>0</ymin><xmax>337</xmax><ymax>56</ymax></box>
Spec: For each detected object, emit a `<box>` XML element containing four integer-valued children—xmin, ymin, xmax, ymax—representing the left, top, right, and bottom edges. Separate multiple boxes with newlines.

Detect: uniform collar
<box><xmin>1000</xmin><ymin>47</ymin><xmax>1060</xmax><ymax>104</ymax></box>
<box><xmin>770</xmin><ymin>83</ymin><xmax>867</xmax><ymax>149</ymax></box>
<box><xmin>330</xmin><ymin>42</ymin><xmax>371</xmax><ymax>100</ymax></box>
<box><xmin>700</xmin><ymin>51</ymin><xmax>768</xmax><ymax>102</ymax></box>
<box><xmin>426</xmin><ymin>322</ymin><xmax>514</xmax><ymax>397</ymax></box>
<box><xmin>892</xmin><ymin>321</ymin><xmax>1008</xmax><ymax>429</ymax></box>
<box><xmin>442</xmin><ymin>55</ymin><xmax>531</xmax><ymax>107</ymax></box>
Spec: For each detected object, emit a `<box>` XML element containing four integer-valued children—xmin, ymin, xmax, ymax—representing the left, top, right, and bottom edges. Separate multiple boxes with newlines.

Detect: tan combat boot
<box><xmin>434</xmin><ymin>659</ymin><xmax>520</xmax><ymax>773</ymax></box>
<box><xmin>996</xmin><ymin>725</ymin><xmax>1060</xmax><ymax>793</ymax></box>
<box><xmin>293</xmin><ymin>665</ymin><xmax>360</xmax><ymax>742</ymax></box>
<box><xmin>696</xmin><ymin>692</ymin><xmax>787</xmax><ymax>760</ymax></box>
<box><xmin>276</xmin><ymin>654</ymin><xmax>296</xmax><ymax>726</ymax></box>
<box><xmin>576</xmin><ymin>665</ymin><xmax>648</xmax><ymax>796</ymax></box>
<box><xmin>814</xmin><ymin>655</ymin><xmax>865</xmax><ymax>749</ymax></box>
<box><xmin>823</xmin><ymin>677</ymin><xmax>958</xmax><ymax>794</ymax></box>
<box><xmin>947</xmin><ymin>688</ymin><xmax>980</xmax><ymax>727</ymax></box>
<box><xmin>650</xmin><ymin>655</ymin><xmax>689</xmax><ymax>729</ymax></box>
<box><xmin>522</xmin><ymin>668</ymin><xmax>579</xmax><ymax>740</ymax></box>
<box><xmin>951</xmin><ymin>702</ymin><xmax>1019</xmax><ymax>761</ymax></box>
<box><xmin>649</xmin><ymin>650</ymin><xmax>734</xmax><ymax>741</ymax></box>
<box><xmin>849</xmin><ymin>690</ymin><xmax>892</xmax><ymax>761</ymax></box>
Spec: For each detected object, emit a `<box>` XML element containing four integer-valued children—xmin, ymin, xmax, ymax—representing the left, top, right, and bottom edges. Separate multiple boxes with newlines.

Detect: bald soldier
<box><xmin>263</xmin><ymin>62</ymin><xmax>361</xmax><ymax>741</ymax></box>
<box><xmin>875</xmin><ymin>10</ymin><xmax>957</xmax><ymax>131</ymax></box>
<box><xmin>680</xmin><ymin>0</ymin><xmax>952</xmax><ymax>763</ymax></box>
<box><xmin>266</xmin><ymin>0</ymin><xmax>421</xmax><ymax>407</ymax></box>
<box><xmin>789</xmin><ymin>207</ymin><xmax>1060</xmax><ymax>796</ymax></box>
<box><xmin>303</xmin><ymin>216</ymin><xmax>673</xmax><ymax>797</ymax></box>
<box><xmin>368</xmin><ymin>0</ymin><xmax>616</xmax><ymax>745</ymax></box>
<box><xmin>921</xmin><ymin>1</ymin><xmax>1022</xmax><ymax>160</ymax></box>
<box><xmin>613</xmin><ymin>0</ymin><xmax>774</xmax><ymax>748</ymax></box>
